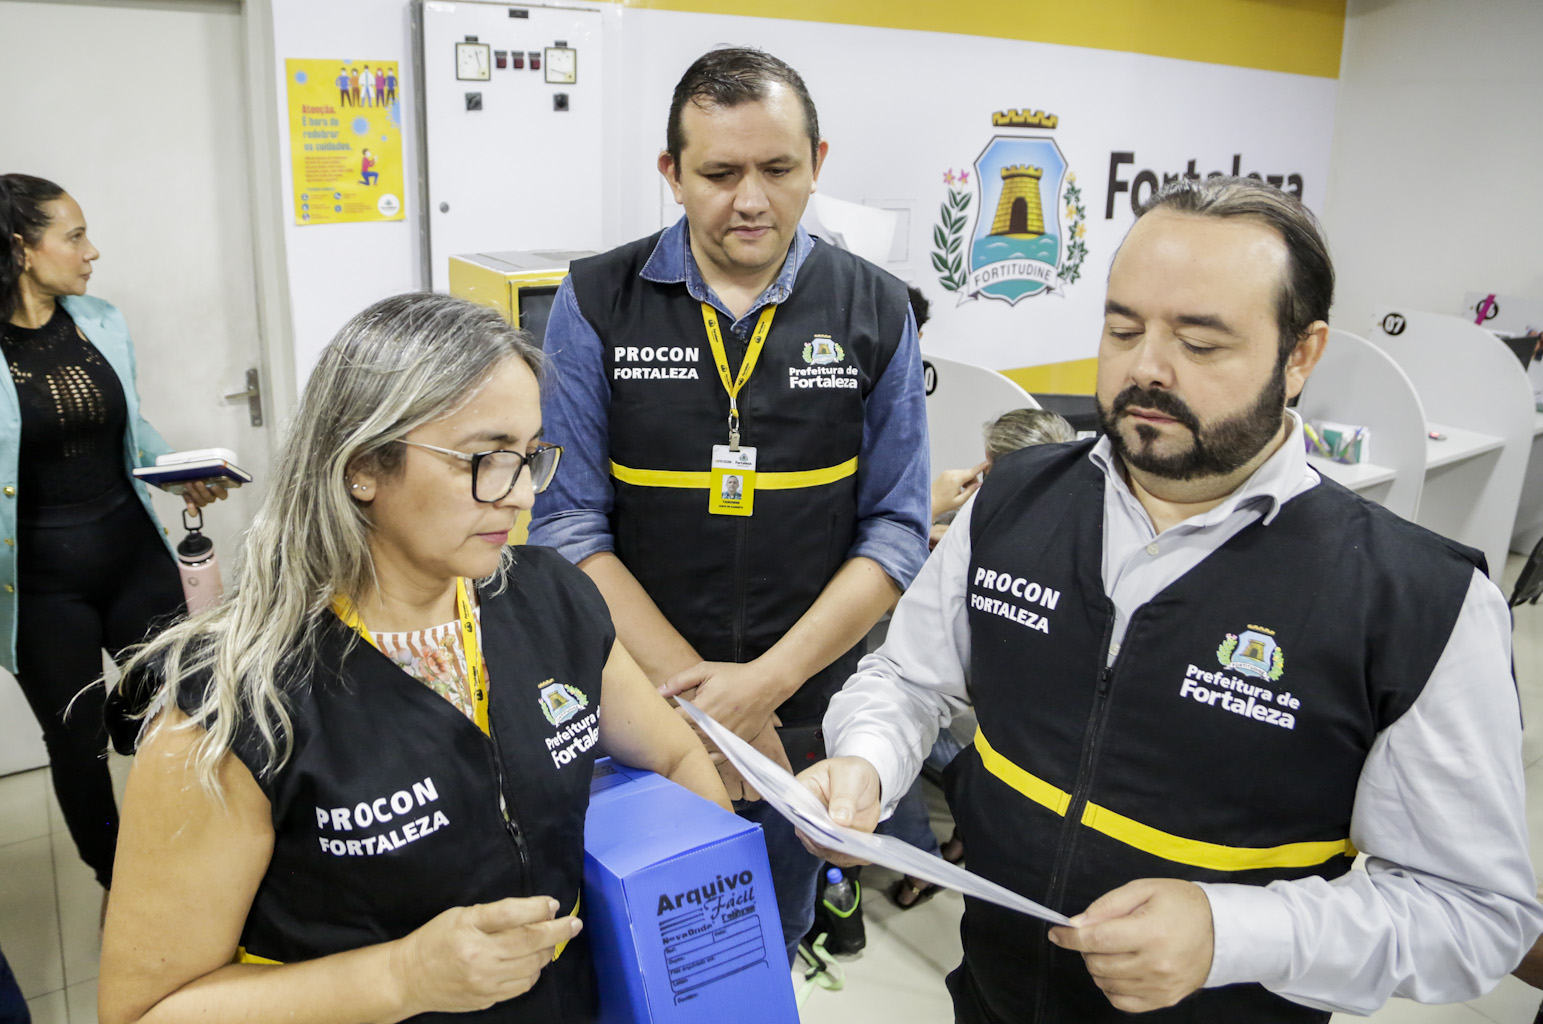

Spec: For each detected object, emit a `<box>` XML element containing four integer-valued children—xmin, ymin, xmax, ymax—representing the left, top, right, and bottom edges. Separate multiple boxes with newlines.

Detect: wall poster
<box><xmin>285</xmin><ymin>58</ymin><xmax>405</xmax><ymax>226</ymax></box>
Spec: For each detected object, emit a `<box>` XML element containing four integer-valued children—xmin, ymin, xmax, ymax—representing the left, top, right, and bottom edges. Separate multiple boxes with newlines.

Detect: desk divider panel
<box><xmin>1365</xmin><ymin>308</ymin><xmax>1533</xmax><ymax>582</ymax></box>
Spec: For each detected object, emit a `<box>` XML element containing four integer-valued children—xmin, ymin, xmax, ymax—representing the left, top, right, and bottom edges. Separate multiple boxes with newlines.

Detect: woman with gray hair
<box><xmin>982</xmin><ymin>406</ymin><xmax>1076</xmax><ymax>460</ymax></box>
<box><xmin>97</xmin><ymin>293</ymin><xmax>728</xmax><ymax>1024</ymax></box>
<box><xmin>928</xmin><ymin>408</ymin><xmax>1076</xmax><ymax>548</ymax></box>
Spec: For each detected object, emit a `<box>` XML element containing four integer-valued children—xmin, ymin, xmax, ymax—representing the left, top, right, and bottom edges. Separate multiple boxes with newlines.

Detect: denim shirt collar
<box><xmin>639</xmin><ymin>216</ymin><xmax>814</xmax><ymax>336</ymax></box>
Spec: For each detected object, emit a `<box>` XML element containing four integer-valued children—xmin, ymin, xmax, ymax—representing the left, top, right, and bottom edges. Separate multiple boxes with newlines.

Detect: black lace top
<box><xmin>2</xmin><ymin>303</ymin><xmax>131</xmax><ymax>508</ymax></box>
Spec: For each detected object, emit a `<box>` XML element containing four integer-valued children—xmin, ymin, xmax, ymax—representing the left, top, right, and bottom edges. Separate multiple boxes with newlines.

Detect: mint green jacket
<box><xmin>0</xmin><ymin>294</ymin><xmax>176</xmax><ymax>673</ymax></box>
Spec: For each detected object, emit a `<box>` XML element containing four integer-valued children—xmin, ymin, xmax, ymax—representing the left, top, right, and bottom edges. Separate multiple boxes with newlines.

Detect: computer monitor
<box><xmin>447</xmin><ymin>249</ymin><xmax>594</xmax><ymax>351</ymax></box>
<box><xmin>516</xmin><ymin>285</ymin><xmax>557</xmax><ymax>349</ymax></box>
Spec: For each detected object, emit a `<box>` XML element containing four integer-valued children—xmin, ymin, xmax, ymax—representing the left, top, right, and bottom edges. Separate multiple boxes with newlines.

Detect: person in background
<box><xmin>804</xmin><ymin>176</ymin><xmax>1541</xmax><ymax>1021</ymax></box>
<box><xmin>981</xmin><ymin>407</ymin><xmax>1077</xmax><ymax>461</ymax></box>
<box><xmin>1511</xmin><ymin>902</ymin><xmax>1543</xmax><ymax>1022</ymax></box>
<box><xmin>885</xmin><ymin>406</ymin><xmax>1074</xmax><ymax>911</ymax></box>
<box><xmin>98</xmin><ymin>293</ymin><xmax>728</xmax><ymax>1024</ymax></box>
<box><xmin>906</xmin><ymin>284</ymin><xmax>929</xmax><ymax>339</ymax></box>
<box><xmin>0</xmin><ymin>173</ymin><xmax>222</xmax><ymax>912</ymax></box>
<box><xmin>0</xmin><ymin>943</ymin><xmax>27</xmax><ymax>1024</ymax></box>
<box><xmin>929</xmin><ymin>408</ymin><xmax>1076</xmax><ymax>549</ymax></box>
<box><xmin>530</xmin><ymin>47</ymin><xmax>929</xmax><ymax>964</ymax></box>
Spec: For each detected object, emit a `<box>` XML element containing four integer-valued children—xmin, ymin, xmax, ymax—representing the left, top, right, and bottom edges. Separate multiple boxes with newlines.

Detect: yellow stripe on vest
<box><xmin>974</xmin><ymin>727</ymin><xmax>1356</xmax><ymax>872</ymax></box>
<box><xmin>973</xmin><ymin>727</ymin><xmax>1072</xmax><ymax>817</ymax></box>
<box><xmin>610</xmin><ymin>457</ymin><xmax>857</xmax><ymax>491</ymax></box>
<box><xmin>553</xmin><ymin>891</ymin><xmax>581</xmax><ymax>960</ymax></box>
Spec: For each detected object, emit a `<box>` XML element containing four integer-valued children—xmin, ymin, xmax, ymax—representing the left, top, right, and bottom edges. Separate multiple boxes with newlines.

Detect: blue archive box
<box><xmin>584</xmin><ymin>760</ymin><xmax>798</xmax><ymax>1024</ymax></box>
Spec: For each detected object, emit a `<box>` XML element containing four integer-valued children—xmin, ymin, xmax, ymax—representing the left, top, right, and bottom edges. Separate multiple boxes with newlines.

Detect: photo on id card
<box><xmin>709</xmin><ymin>444</ymin><xmax>756</xmax><ymax>516</ymax></box>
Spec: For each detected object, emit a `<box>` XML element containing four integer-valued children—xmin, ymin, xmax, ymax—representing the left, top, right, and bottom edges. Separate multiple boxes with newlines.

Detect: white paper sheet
<box><xmin>677</xmin><ymin>698</ymin><xmax>1070</xmax><ymax>925</ymax></box>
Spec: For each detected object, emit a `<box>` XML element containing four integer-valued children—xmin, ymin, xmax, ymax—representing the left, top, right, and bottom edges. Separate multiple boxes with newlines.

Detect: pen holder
<box><xmin>1304</xmin><ymin>420</ymin><xmax>1371</xmax><ymax>466</ymax></box>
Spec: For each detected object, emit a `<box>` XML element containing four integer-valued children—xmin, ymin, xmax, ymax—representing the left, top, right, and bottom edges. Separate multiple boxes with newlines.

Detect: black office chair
<box><xmin>1510</xmin><ymin>533</ymin><xmax>1543</xmax><ymax>607</ymax></box>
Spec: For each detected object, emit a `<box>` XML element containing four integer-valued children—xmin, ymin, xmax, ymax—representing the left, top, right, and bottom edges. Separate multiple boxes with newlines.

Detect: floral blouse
<box><xmin>373</xmin><ymin>605</ymin><xmax>482</xmax><ymax>723</ymax></box>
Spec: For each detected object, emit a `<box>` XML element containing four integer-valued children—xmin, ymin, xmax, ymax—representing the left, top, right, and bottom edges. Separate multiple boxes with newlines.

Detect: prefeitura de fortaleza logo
<box><xmin>933</xmin><ymin>108</ymin><xmax>1087</xmax><ymax>305</ymax></box>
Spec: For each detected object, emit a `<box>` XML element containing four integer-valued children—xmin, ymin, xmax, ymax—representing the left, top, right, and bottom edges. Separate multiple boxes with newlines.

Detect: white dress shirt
<box><xmin>825</xmin><ymin>411</ymin><xmax>1543</xmax><ymax>1014</ymax></box>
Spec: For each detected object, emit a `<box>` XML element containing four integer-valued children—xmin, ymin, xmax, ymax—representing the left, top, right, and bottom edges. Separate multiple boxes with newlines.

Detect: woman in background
<box><xmin>0</xmin><ymin>173</ymin><xmax>220</xmax><ymax>902</ymax></box>
<box><xmin>99</xmin><ymin>293</ymin><xmax>728</xmax><ymax>1024</ymax></box>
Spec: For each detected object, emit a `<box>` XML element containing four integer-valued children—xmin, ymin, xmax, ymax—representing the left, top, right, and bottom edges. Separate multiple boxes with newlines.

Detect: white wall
<box><xmin>268</xmin><ymin>0</ymin><xmax>426</xmax><ymax>381</ymax></box>
<box><xmin>1324</xmin><ymin>0</ymin><xmax>1543</xmax><ymax>332</ymax></box>
<box><xmin>603</xmin><ymin>10</ymin><xmax>1336</xmax><ymax>377</ymax></box>
<box><xmin>262</xmin><ymin>2</ymin><xmax>1338</xmax><ymax>384</ymax></box>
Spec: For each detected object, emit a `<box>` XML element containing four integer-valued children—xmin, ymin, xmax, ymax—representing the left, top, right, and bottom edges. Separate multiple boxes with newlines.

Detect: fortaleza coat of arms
<box><xmin>1217</xmin><ymin>626</ymin><xmax>1285</xmax><ymax>682</ymax></box>
<box><xmin>932</xmin><ymin>108</ymin><xmax>1087</xmax><ymax>305</ymax></box>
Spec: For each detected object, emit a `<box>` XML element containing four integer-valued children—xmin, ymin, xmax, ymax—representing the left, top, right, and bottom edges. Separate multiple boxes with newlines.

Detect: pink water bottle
<box><xmin>177</xmin><ymin>509</ymin><xmax>223</xmax><ymax>614</ymax></box>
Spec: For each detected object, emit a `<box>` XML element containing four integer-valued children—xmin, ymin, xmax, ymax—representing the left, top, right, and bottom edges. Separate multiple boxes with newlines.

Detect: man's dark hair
<box><xmin>666</xmin><ymin>47</ymin><xmax>820</xmax><ymax>170</ymax></box>
<box><xmin>1135</xmin><ymin>176</ymin><xmax>1333</xmax><ymax>364</ymax></box>
<box><xmin>906</xmin><ymin>285</ymin><xmax>930</xmax><ymax>332</ymax></box>
<box><xmin>0</xmin><ymin>173</ymin><xmax>67</xmax><ymax>322</ymax></box>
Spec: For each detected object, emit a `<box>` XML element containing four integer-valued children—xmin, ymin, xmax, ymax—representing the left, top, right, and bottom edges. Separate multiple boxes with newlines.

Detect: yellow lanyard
<box><xmin>332</xmin><ymin>578</ymin><xmax>489</xmax><ymax>736</ymax></box>
<box><xmin>700</xmin><ymin>302</ymin><xmax>777</xmax><ymax>449</ymax></box>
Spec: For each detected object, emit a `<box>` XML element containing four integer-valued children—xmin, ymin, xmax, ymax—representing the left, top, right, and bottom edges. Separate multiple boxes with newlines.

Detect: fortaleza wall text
<box><xmin>1105</xmin><ymin>153</ymin><xmax>1305</xmax><ymax>218</ymax></box>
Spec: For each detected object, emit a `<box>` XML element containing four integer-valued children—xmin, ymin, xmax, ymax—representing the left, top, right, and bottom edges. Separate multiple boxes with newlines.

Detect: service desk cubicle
<box><xmin>1515</xmin><ymin>412</ymin><xmax>1543</xmax><ymax>555</ymax></box>
<box><xmin>1460</xmin><ymin>293</ymin><xmax>1543</xmax><ymax>554</ymax></box>
<box><xmin>1365</xmin><ymin>308</ymin><xmax>1534</xmax><ymax>582</ymax></box>
<box><xmin>1295</xmin><ymin>328</ymin><xmax>1427</xmax><ymax>522</ymax></box>
<box><xmin>921</xmin><ymin>352</ymin><xmax>1041</xmax><ymax>473</ymax></box>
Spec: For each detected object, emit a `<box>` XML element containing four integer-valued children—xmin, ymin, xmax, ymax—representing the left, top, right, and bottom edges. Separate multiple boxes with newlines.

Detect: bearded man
<box><xmin>802</xmin><ymin>176</ymin><xmax>1542</xmax><ymax>1022</ymax></box>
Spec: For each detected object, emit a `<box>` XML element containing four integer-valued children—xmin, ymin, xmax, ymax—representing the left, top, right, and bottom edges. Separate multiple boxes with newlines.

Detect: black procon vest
<box><xmin>163</xmin><ymin>548</ymin><xmax>613</xmax><ymax>1023</ymax></box>
<box><xmin>568</xmin><ymin>232</ymin><xmax>909</xmax><ymax>723</ymax></box>
<box><xmin>947</xmin><ymin>441</ymin><xmax>1484</xmax><ymax>1024</ymax></box>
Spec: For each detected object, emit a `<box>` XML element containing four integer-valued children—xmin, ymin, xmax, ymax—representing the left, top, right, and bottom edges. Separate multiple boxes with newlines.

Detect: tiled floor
<box><xmin>0</xmin><ymin>751</ymin><xmax>124</xmax><ymax>1024</ymax></box>
<box><xmin>4</xmin><ymin>557</ymin><xmax>1543</xmax><ymax>1023</ymax></box>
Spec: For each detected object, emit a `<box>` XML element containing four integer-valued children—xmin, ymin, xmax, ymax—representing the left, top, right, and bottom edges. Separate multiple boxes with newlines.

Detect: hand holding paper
<box><xmin>800</xmin><ymin>755</ymin><xmax>884</xmax><ymax>831</ymax></box>
<box><xmin>676</xmin><ymin>698</ymin><xmax>1070</xmax><ymax>925</ymax></box>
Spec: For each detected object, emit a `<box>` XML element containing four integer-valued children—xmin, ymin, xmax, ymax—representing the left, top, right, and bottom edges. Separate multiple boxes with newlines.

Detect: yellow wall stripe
<box><xmin>975</xmin><ymin>728</ymin><xmax>1355</xmax><ymax>871</ymax></box>
<box><xmin>1001</xmin><ymin>357</ymin><xmax>1098</xmax><ymax>396</ymax></box>
<box><xmin>611</xmin><ymin>457</ymin><xmax>857</xmax><ymax>490</ymax></box>
<box><xmin>614</xmin><ymin>0</ymin><xmax>1345</xmax><ymax>79</ymax></box>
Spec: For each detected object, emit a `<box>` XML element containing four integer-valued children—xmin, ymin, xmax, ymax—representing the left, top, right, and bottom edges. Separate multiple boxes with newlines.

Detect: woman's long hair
<box><xmin>0</xmin><ymin>174</ymin><xmax>66</xmax><ymax>322</ymax></box>
<box><xmin>118</xmin><ymin>292</ymin><xmax>543</xmax><ymax>793</ymax></box>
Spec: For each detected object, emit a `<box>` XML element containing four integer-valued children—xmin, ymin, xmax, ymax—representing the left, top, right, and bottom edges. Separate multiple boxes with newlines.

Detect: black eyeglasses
<box><xmin>398</xmin><ymin>440</ymin><xmax>563</xmax><ymax>502</ymax></box>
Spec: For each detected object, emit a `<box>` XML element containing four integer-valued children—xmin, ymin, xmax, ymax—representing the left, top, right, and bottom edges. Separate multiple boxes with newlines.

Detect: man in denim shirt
<box><xmin>530</xmin><ymin>47</ymin><xmax>929</xmax><ymax>961</ymax></box>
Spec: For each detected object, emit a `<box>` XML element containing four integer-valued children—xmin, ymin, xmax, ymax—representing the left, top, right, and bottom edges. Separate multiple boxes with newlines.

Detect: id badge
<box><xmin>708</xmin><ymin>444</ymin><xmax>756</xmax><ymax>517</ymax></box>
